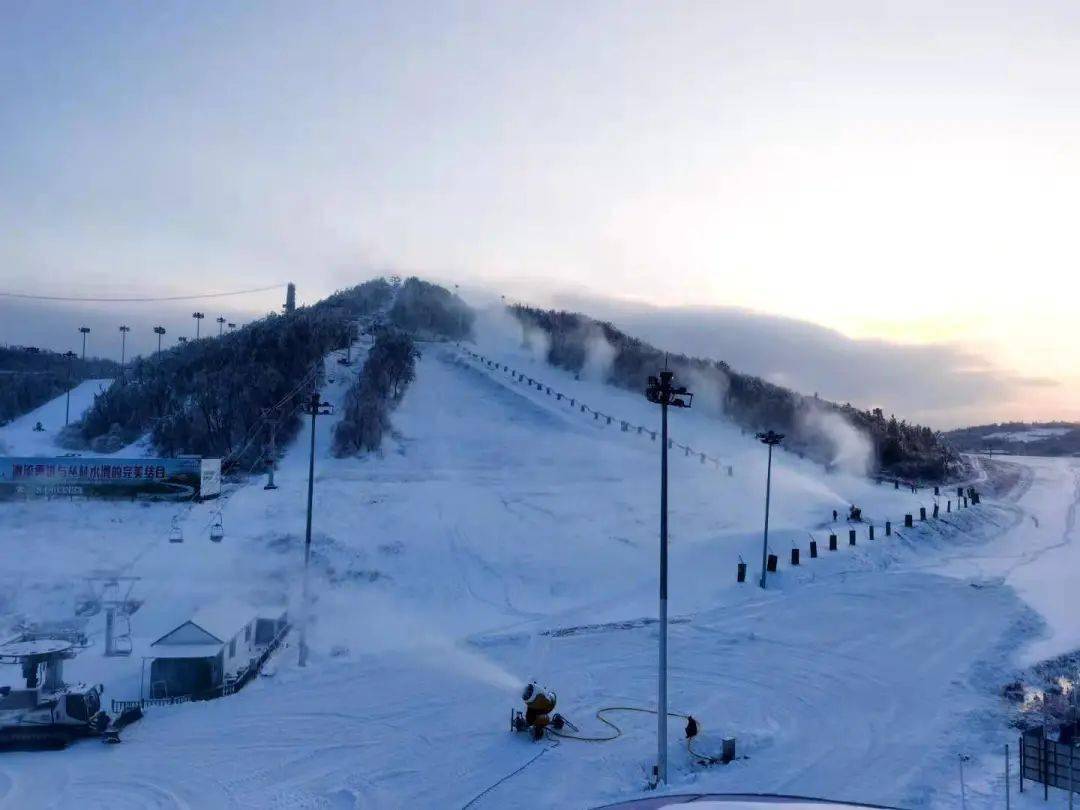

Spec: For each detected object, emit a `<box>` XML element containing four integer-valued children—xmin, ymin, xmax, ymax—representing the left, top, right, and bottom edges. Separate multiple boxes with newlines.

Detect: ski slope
<box><xmin>0</xmin><ymin>336</ymin><xmax>1077</xmax><ymax>808</ymax></box>
<box><xmin>0</xmin><ymin>379</ymin><xmax>114</xmax><ymax>456</ymax></box>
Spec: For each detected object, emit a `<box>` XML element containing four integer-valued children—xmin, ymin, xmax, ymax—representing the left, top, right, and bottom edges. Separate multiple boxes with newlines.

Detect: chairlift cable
<box><xmin>0</xmin><ymin>284</ymin><xmax>287</xmax><ymax>303</ymax></box>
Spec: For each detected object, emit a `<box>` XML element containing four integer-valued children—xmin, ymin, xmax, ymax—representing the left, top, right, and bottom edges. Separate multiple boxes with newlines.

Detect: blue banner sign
<box><xmin>0</xmin><ymin>456</ymin><xmax>218</xmax><ymax>500</ymax></box>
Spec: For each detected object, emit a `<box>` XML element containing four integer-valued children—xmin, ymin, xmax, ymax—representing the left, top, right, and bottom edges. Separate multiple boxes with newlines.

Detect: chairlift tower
<box><xmin>644</xmin><ymin>368</ymin><xmax>692</xmax><ymax>786</ymax></box>
<box><xmin>261</xmin><ymin>406</ymin><xmax>281</xmax><ymax>490</ymax></box>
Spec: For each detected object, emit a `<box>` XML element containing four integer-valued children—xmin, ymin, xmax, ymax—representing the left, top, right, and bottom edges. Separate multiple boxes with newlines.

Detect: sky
<box><xmin>1</xmin><ymin>1</ymin><xmax>1077</xmax><ymax>428</ymax></box>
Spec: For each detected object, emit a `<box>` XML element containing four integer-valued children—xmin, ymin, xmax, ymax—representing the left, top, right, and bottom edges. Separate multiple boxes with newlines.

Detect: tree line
<box><xmin>64</xmin><ymin>278</ymin><xmax>394</xmax><ymax>462</ymax></box>
<box><xmin>511</xmin><ymin>305</ymin><xmax>952</xmax><ymax>480</ymax></box>
<box><xmin>332</xmin><ymin>328</ymin><xmax>418</xmax><ymax>456</ymax></box>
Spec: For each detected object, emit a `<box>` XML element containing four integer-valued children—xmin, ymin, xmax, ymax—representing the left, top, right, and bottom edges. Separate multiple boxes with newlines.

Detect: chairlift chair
<box><xmin>210</xmin><ymin>514</ymin><xmax>224</xmax><ymax>543</ymax></box>
<box><xmin>168</xmin><ymin>517</ymin><xmax>183</xmax><ymax>543</ymax></box>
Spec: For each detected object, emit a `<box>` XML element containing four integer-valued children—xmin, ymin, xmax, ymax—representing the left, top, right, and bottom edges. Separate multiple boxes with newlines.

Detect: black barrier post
<box><xmin>948</xmin><ymin>500</ymin><xmax>952</xmax><ymax>512</ymax></box>
<box><xmin>920</xmin><ymin>507</ymin><xmax>927</xmax><ymax>521</ymax></box>
<box><xmin>810</xmin><ymin>540</ymin><xmax>818</xmax><ymax>558</ymax></box>
<box><xmin>905</xmin><ymin>514</ymin><xmax>913</xmax><ymax>528</ymax></box>
<box><xmin>869</xmin><ymin>524</ymin><xmax>875</xmax><ymax>541</ymax></box>
<box><xmin>766</xmin><ymin>553</ymin><xmax>778</xmax><ymax>572</ymax></box>
<box><xmin>791</xmin><ymin>547</ymin><xmax>800</xmax><ymax>566</ymax></box>
<box><xmin>737</xmin><ymin>560</ymin><xmax>746</xmax><ymax>582</ymax></box>
<box><xmin>885</xmin><ymin>520</ymin><xmax>891</xmax><ymax>536</ymax></box>
<box><xmin>933</xmin><ymin>503</ymin><xmax>939</xmax><ymax>518</ymax></box>
<box><xmin>829</xmin><ymin>533</ymin><xmax>838</xmax><ymax>551</ymax></box>
<box><xmin>849</xmin><ymin>529</ymin><xmax>856</xmax><ymax>546</ymax></box>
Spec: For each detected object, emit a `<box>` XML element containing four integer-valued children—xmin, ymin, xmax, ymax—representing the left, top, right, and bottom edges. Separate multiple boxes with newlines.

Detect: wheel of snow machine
<box><xmin>512</xmin><ymin>711</ymin><xmax>527</xmax><ymax>733</ymax></box>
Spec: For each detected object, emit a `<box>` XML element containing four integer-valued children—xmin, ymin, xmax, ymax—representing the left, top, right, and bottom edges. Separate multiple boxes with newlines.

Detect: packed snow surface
<box><xmin>0</xmin><ymin>337</ymin><xmax>1077</xmax><ymax>809</ymax></box>
<box><xmin>0</xmin><ymin>379</ymin><xmax>113</xmax><ymax>456</ymax></box>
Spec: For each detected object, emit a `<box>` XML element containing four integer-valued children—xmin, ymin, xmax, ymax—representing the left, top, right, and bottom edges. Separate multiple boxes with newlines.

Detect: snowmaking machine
<box><xmin>0</xmin><ymin>637</ymin><xmax>136</xmax><ymax>749</ymax></box>
<box><xmin>511</xmin><ymin>681</ymin><xmax>572</xmax><ymax>740</ymax></box>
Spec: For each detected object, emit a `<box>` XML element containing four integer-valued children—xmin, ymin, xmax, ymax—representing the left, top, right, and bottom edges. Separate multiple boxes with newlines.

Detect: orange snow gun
<box><xmin>511</xmin><ymin>681</ymin><xmax>569</xmax><ymax>741</ymax></box>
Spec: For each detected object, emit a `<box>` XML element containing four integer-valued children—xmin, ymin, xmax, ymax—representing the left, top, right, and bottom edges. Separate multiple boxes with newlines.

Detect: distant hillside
<box><xmin>510</xmin><ymin>305</ymin><xmax>953</xmax><ymax>480</ymax></box>
<box><xmin>0</xmin><ymin>346</ymin><xmax>119</xmax><ymax>427</ymax></box>
<box><xmin>945</xmin><ymin>422</ymin><xmax>1080</xmax><ymax>457</ymax></box>
<box><xmin>64</xmin><ymin>277</ymin><xmax>469</xmax><ymax>464</ymax></box>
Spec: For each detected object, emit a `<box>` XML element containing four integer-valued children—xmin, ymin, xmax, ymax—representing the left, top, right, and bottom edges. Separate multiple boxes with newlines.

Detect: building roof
<box><xmin>146</xmin><ymin>643</ymin><xmax>224</xmax><ymax>660</ymax></box>
<box><xmin>150</xmin><ymin>599</ymin><xmax>286</xmax><ymax>647</ymax></box>
<box><xmin>189</xmin><ymin>599</ymin><xmax>260</xmax><ymax>643</ymax></box>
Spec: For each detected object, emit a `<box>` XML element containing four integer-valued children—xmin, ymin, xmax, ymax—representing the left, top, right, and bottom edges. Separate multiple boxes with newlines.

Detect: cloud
<box><xmin>544</xmin><ymin>292</ymin><xmax>1055</xmax><ymax>429</ymax></box>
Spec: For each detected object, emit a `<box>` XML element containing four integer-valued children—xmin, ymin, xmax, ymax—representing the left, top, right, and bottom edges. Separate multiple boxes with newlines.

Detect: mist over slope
<box><xmin>507</xmin><ymin>304</ymin><xmax>951</xmax><ymax>480</ymax></box>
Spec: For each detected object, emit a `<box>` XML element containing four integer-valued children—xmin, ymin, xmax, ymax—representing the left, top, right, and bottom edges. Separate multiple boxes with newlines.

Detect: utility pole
<box><xmin>78</xmin><ymin>326</ymin><xmax>90</xmax><ymax>360</ymax></box>
<box><xmin>216</xmin><ymin>316</ymin><xmax>226</xmax><ymax>336</ymax></box>
<box><xmin>153</xmin><ymin>326</ymin><xmax>166</xmax><ymax>353</ymax></box>
<box><xmin>644</xmin><ymin>367</ymin><xmax>692</xmax><ymax>786</ymax></box>
<box><xmin>118</xmin><ymin>325</ymin><xmax>130</xmax><ymax>377</ymax></box>
<box><xmin>756</xmin><ymin>430</ymin><xmax>784</xmax><ymax>588</ymax></box>
<box><xmin>192</xmin><ymin>312</ymin><xmax>204</xmax><ymax>339</ymax></box>
<box><xmin>299</xmin><ymin>382</ymin><xmax>333</xmax><ymax>667</ymax></box>
<box><xmin>63</xmin><ymin>350</ymin><xmax>77</xmax><ymax>425</ymax></box>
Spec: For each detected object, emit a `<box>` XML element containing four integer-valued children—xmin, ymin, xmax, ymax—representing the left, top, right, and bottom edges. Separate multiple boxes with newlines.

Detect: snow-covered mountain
<box><xmin>1</xmin><ymin>282</ymin><xmax>1078</xmax><ymax>808</ymax></box>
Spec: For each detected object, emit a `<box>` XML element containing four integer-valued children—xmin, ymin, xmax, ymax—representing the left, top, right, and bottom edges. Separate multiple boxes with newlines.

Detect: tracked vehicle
<box><xmin>0</xmin><ymin>638</ymin><xmax>111</xmax><ymax>749</ymax></box>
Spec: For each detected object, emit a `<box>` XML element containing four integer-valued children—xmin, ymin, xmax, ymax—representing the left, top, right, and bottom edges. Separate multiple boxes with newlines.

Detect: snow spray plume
<box><xmin>682</xmin><ymin>366</ymin><xmax>729</xmax><ymax>417</ymax></box>
<box><xmin>581</xmin><ymin>326</ymin><xmax>616</xmax><ymax>382</ymax></box>
<box><xmin>314</xmin><ymin>590</ymin><xmax>524</xmax><ymax>693</ymax></box>
<box><xmin>800</xmin><ymin>405</ymin><xmax>874</xmax><ymax>476</ymax></box>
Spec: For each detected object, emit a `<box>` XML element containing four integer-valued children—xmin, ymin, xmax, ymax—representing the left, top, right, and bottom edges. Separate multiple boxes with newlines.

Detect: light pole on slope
<box><xmin>756</xmin><ymin>430</ymin><xmax>784</xmax><ymax>589</ymax></box>
<box><xmin>644</xmin><ymin>367</ymin><xmax>692</xmax><ymax>786</ymax></box>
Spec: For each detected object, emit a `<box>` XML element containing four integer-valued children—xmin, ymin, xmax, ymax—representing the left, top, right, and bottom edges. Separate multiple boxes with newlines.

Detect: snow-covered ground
<box><xmin>0</xmin><ymin>337</ymin><xmax>1078</xmax><ymax>808</ymax></box>
<box><xmin>0</xmin><ymin>379</ymin><xmax>113</xmax><ymax>456</ymax></box>
<box><xmin>984</xmin><ymin>428</ymin><xmax>1071</xmax><ymax>443</ymax></box>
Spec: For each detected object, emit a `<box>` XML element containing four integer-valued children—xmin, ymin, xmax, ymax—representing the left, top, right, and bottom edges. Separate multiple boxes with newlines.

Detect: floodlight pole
<box><xmin>192</xmin><ymin>312</ymin><xmax>204</xmax><ymax>339</ymax></box>
<box><xmin>119</xmin><ymin>325</ymin><xmax>130</xmax><ymax>377</ymax></box>
<box><xmin>299</xmin><ymin>382</ymin><xmax>332</xmax><ymax>667</ymax></box>
<box><xmin>756</xmin><ymin>430</ymin><xmax>784</xmax><ymax>588</ymax></box>
<box><xmin>64</xmin><ymin>350</ymin><xmax>77</xmax><ymax>425</ymax></box>
<box><xmin>79</xmin><ymin>326</ymin><xmax>90</xmax><ymax>360</ymax></box>
<box><xmin>216</xmin><ymin>316</ymin><xmax>226</xmax><ymax>336</ymax></box>
<box><xmin>645</xmin><ymin>368</ymin><xmax>692</xmax><ymax>786</ymax></box>
<box><xmin>153</xmin><ymin>326</ymin><xmax>166</xmax><ymax>353</ymax></box>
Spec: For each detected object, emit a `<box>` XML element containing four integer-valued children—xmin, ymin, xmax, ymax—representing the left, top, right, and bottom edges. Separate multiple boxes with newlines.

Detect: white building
<box><xmin>146</xmin><ymin>600</ymin><xmax>287</xmax><ymax>699</ymax></box>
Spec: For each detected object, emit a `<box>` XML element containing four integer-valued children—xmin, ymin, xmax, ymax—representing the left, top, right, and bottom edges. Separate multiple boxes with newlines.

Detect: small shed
<box><xmin>147</xmin><ymin>600</ymin><xmax>287</xmax><ymax>699</ymax></box>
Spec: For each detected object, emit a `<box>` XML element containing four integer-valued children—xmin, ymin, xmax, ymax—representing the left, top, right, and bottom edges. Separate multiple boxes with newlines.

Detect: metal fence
<box><xmin>1021</xmin><ymin>727</ymin><xmax>1080</xmax><ymax>797</ymax></box>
